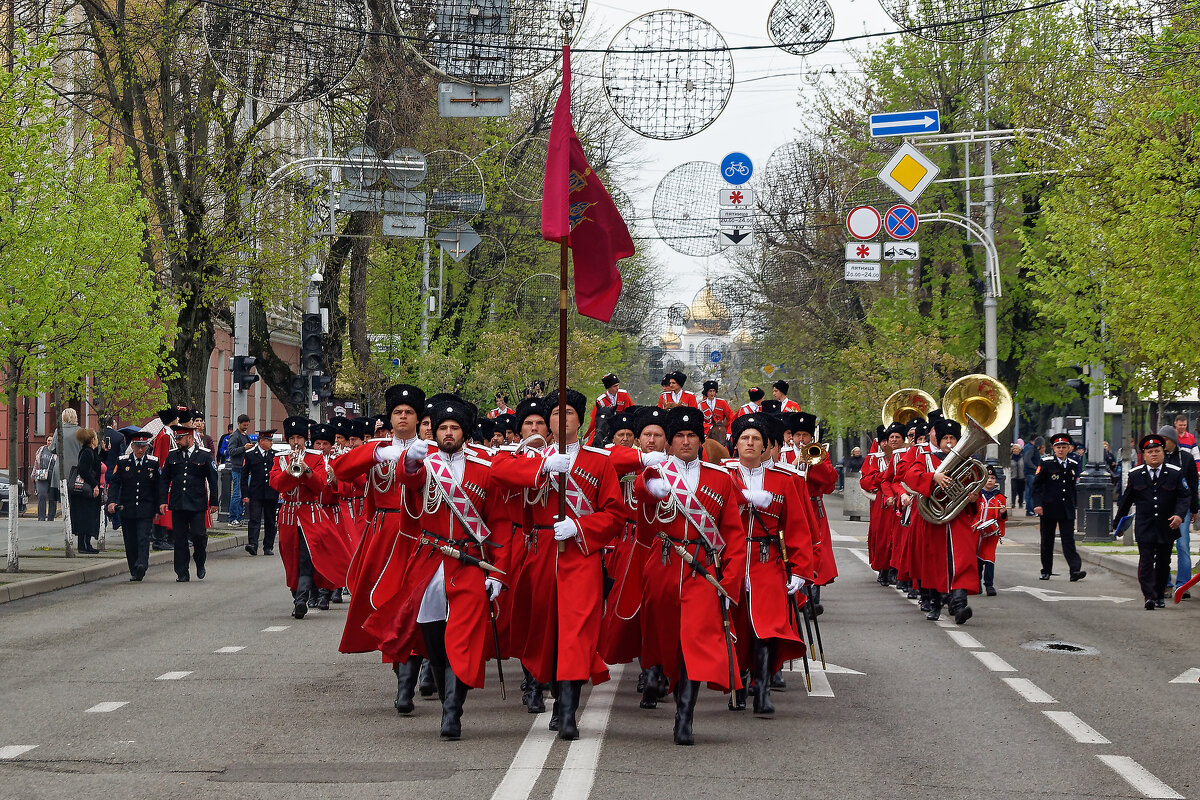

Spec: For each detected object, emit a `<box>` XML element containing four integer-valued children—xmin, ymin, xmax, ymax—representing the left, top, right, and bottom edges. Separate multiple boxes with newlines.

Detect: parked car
<box><xmin>0</xmin><ymin>480</ymin><xmax>29</xmax><ymax>516</ymax></box>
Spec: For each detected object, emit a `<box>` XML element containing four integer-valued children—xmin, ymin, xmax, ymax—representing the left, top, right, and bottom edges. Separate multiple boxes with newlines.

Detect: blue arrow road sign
<box><xmin>869</xmin><ymin>109</ymin><xmax>941</xmax><ymax>138</ymax></box>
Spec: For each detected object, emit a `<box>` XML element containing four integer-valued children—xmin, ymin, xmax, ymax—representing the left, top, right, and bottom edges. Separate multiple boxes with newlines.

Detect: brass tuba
<box><xmin>882</xmin><ymin>388</ymin><xmax>938</xmax><ymax>427</ymax></box>
<box><xmin>916</xmin><ymin>374</ymin><xmax>1012</xmax><ymax>525</ymax></box>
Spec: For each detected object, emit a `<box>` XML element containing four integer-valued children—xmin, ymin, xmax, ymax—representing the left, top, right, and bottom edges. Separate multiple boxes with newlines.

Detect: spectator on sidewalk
<box><xmin>34</xmin><ymin>436</ymin><xmax>58</xmax><ymax>520</ymax></box>
<box><xmin>217</xmin><ymin>423</ymin><xmax>234</xmax><ymax>465</ymax></box>
<box><xmin>1022</xmin><ymin>437</ymin><xmax>1044</xmax><ymax>515</ymax></box>
<box><xmin>70</xmin><ymin>428</ymin><xmax>103</xmax><ymax>553</ymax></box>
<box><xmin>1174</xmin><ymin>415</ymin><xmax>1197</xmax><ymax>453</ymax></box>
<box><xmin>1010</xmin><ymin>440</ymin><xmax>1026</xmax><ymax>509</ymax></box>
<box><xmin>226</xmin><ymin>415</ymin><xmax>252</xmax><ymax>527</ymax></box>
<box><xmin>1157</xmin><ymin>425</ymin><xmax>1199</xmax><ymax>596</ymax></box>
<box><xmin>194</xmin><ymin>415</ymin><xmax>216</xmax><ymax>457</ymax></box>
<box><xmin>1115</xmin><ymin>433</ymin><xmax>1190</xmax><ymax>609</ymax></box>
<box><xmin>98</xmin><ymin>415</ymin><xmax>125</xmax><ymax>530</ymax></box>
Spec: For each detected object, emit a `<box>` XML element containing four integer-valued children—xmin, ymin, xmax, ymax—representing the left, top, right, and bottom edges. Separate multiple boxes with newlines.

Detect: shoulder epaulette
<box><xmin>196</xmin><ymin>445</ymin><xmax>211</xmax><ymax>453</ymax></box>
<box><xmin>466</xmin><ymin>454</ymin><xmax>491</xmax><ymax>468</ymax></box>
<box><xmin>582</xmin><ymin>445</ymin><xmax>610</xmax><ymax>457</ymax></box>
<box><xmin>117</xmin><ymin>453</ymin><xmax>132</xmax><ymax>461</ymax></box>
<box><xmin>1130</xmin><ymin>464</ymin><xmax>1146</xmax><ymax>472</ymax></box>
<box><xmin>1166</xmin><ymin>463</ymin><xmax>1182</xmax><ymax>471</ymax></box>
<box><xmin>773</xmin><ymin>461</ymin><xmax>802</xmax><ymax>475</ymax></box>
<box><xmin>305</xmin><ymin>448</ymin><xmax>321</xmax><ymax>455</ymax></box>
<box><xmin>145</xmin><ymin>455</ymin><xmax>159</xmax><ymax>462</ymax></box>
<box><xmin>1041</xmin><ymin>454</ymin><xmax>1055</xmax><ymax>461</ymax></box>
<box><xmin>698</xmin><ymin>460</ymin><xmax>723</xmax><ymax>472</ymax></box>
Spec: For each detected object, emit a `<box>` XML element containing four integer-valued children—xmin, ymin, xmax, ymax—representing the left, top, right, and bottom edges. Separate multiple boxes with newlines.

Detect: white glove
<box><xmin>787</xmin><ymin>574</ymin><xmax>806</xmax><ymax>595</ymax></box>
<box><xmin>375</xmin><ymin>439</ymin><xmax>405</xmax><ymax>463</ymax></box>
<box><xmin>403</xmin><ymin>439</ymin><xmax>430</xmax><ymax>469</ymax></box>
<box><xmin>542</xmin><ymin>452</ymin><xmax>572</xmax><ymax>474</ymax></box>
<box><xmin>553</xmin><ymin>518</ymin><xmax>579</xmax><ymax>541</ymax></box>
<box><xmin>646</xmin><ymin>478</ymin><xmax>670</xmax><ymax>499</ymax></box>
<box><xmin>484</xmin><ymin>577</ymin><xmax>503</xmax><ymax>601</ymax></box>
<box><xmin>641</xmin><ymin>451</ymin><xmax>668</xmax><ymax>468</ymax></box>
<box><xmin>743</xmin><ymin>488</ymin><xmax>772</xmax><ymax>509</ymax></box>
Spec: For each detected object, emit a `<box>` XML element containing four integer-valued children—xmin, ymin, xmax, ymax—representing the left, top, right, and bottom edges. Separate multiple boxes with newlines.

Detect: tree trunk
<box><xmin>7</xmin><ymin>381</ymin><xmax>19</xmax><ymax>572</ymax></box>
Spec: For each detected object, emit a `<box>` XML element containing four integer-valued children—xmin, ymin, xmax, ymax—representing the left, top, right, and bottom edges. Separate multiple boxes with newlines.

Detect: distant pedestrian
<box><xmin>1174</xmin><ymin>415</ymin><xmax>1197</xmax><ymax>452</ymax></box>
<box><xmin>1031</xmin><ymin>432</ymin><xmax>1086</xmax><ymax>582</ymax></box>
<box><xmin>98</xmin><ymin>415</ymin><xmax>125</xmax><ymax>530</ymax></box>
<box><xmin>1022</xmin><ymin>437</ymin><xmax>1043</xmax><ymax>515</ymax></box>
<box><xmin>1157</xmin><ymin>425</ymin><xmax>1199</xmax><ymax>596</ymax></box>
<box><xmin>194</xmin><ymin>415</ymin><xmax>216</xmax><ymax>456</ymax></box>
<box><xmin>217</xmin><ymin>424</ymin><xmax>234</xmax><ymax>465</ymax></box>
<box><xmin>70</xmin><ymin>428</ymin><xmax>102</xmax><ymax>553</ymax></box>
<box><xmin>51</xmin><ymin>409</ymin><xmax>82</xmax><ymax>513</ymax></box>
<box><xmin>1114</xmin><ymin>433</ymin><xmax>1189</xmax><ymax>609</ymax></box>
<box><xmin>241</xmin><ymin>429</ymin><xmax>279</xmax><ymax>556</ymax></box>
<box><xmin>33</xmin><ymin>436</ymin><xmax>58</xmax><ymax>521</ymax></box>
<box><xmin>226</xmin><ymin>414</ymin><xmax>252</xmax><ymax>527</ymax></box>
<box><xmin>158</xmin><ymin>413</ymin><xmax>219</xmax><ymax>581</ymax></box>
<box><xmin>845</xmin><ymin>446</ymin><xmax>864</xmax><ymax>473</ymax></box>
<box><xmin>106</xmin><ymin>431</ymin><xmax>160</xmax><ymax>581</ymax></box>
<box><xmin>1010</xmin><ymin>440</ymin><xmax>1026</xmax><ymax>509</ymax></box>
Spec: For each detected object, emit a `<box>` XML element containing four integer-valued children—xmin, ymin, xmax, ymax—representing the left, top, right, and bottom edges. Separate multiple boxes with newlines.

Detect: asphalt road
<box><xmin>0</xmin><ymin>510</ymin><xmax>1197</xmax><ymax>800</ymax></box>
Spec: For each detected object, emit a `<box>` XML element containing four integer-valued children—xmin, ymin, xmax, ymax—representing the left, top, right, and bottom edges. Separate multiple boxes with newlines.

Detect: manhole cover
<box><xmin>1021</xmin><ymin>640</ymin><xmax>1099</xmax><ymax>655</ymax></box>
<box><xmin>212</xmin><ymin>762</ymin><xmax>455</xmax><ymax>783</ymax></box>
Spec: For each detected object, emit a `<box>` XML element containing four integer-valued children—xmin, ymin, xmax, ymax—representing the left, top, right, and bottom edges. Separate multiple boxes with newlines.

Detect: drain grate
<box><xmin>1021</xmin><ymin>640</ymin><xmax>1099</xmax><ymax>655</ymax></box>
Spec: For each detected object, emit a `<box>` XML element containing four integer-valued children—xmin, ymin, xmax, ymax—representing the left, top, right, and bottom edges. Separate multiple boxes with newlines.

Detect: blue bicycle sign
<box><xmin>720</xmin><ymin>152</ymin><xmax>753</xmax><ymax>185</ymax></box>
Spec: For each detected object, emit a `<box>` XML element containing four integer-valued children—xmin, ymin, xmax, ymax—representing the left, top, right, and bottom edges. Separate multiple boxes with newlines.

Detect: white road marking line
<box><xmin>1002</xmin><ymin>677</ymin><xmax>1058</xmax><ymax>703</ymax></box>
<box><xmin>946</xmin><ymin>631</ymin><xmax>982</xmax><ymax>648</ymax></box>
<box><xmin>1042</xmin><ymin>711</ymin><xmax>1110</xmax><ymax>744</ymax></box>
<box><xmin>935</xmin><ymin>619</ymin><xmax>958</xmax><ymax>628</ymax></box>
<box><xmin>262</xmin><ymin>626</ymin><xmax>290</xmax><ymax>632</ymax></box>
<box><xmin>972</xmin><ymin>652</ymin><xmax>1016</xmax><ymax>672</ymax></box>
<box><xmin>0</xmin><ymin>745</ymin><xmax>38</xmax><ymax>760</ymax></box>
<box><xmin>829</xmin><ymin>531</ymin><xmax>859</xmax><ymax>542</ymax></box>
<box><xmin>1168</xmin><ymin>667</ymin><xmax>1200</xmax><ymax>684</ymax></box>
<box><xmin>488</xmin><ymin>701</ymin><xmax>558</xmax><ymax>800</ymax></box>
<box><xmin>550</xmin><ymin>664</ymin><xmax>625</xmax><ymax>800</ymax></box>
<box><xmin>85</xmin><ymin>701</ymin><xmax>129</xmax><ymax>713</ymax></box>
<box><xmin>806</xmin><ymin>665</ymin><xmax>835</xmax><ymax>698</ymax></box>
<box><xmin>846</xmin><ymin>548</ymin><xmax>871</xmax><ymax>566</ymax></box>
<box><xmin>1097</xmin><ymin>755</ymin><xmax>1184</xmax><ymax>799</ymax></box>
<box><xmin>156</xmin><ymin>671</ymin><xmax>192</xmax><ymax>681</ymax></box>
<box><xmin>214</xmin><ymin>646</ymin><xmax>245</xmax><ymax>654</ymax></box>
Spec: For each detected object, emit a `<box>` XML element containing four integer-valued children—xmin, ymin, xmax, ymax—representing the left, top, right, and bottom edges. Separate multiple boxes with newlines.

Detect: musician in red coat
<box><xmin>733</xmin><ymin>386</ymin><xmax>765</xmax><ymax>420</ymax></box>
<box><xmin>364</xmin><ymin>396</ymin><xmax>512</xmax><ymax>741</ymax></box>
<box><xmin>725</xmin><ymin>413</ymin><xmax>813</xmax><ymax>715</ymax></box>
<box><xmin>902</xmin><ymin>416</ymin><xmax>982</xmax><ymax>625</ymax></box>
<box><xmin>791</xmin><ymin>412</ymin><xmax>839</xmax><ymax>601</ymax></box>
<box><xmin>658</xmin><ymin>370</ymin><xmax>699</xmax><ymax>409</ymax></box>
<box><xmin>301</xmin><ymin>423</ymin><xmax>354</xmax><ymax>610</ymax></box>
<box><xmin>583</xmin><ymin>372</ymin><xmax>634</xmax><ymax>444</ymax></box>
<box><xmin>635</xmin><ymin>406</ymin><xmax>745</xmax><ymax>746</ymax></box>
<box><xmin>862</xmin><ymin>424</ymin><xmax>903</xmax><ymax>582</ymax></box>
<box><xmin>973</xmin><ymin>466</ymin><xmax>1007</xmax><ymax>597</ymax></box>
<box><xmin>268</xmin><ymin>416</ymin><xmax>348</xmax><ymax>620</ymax></box>
<box><xmin>893</xmin><ymin>420</ymin><xmax>931</xmax><ymax>601</ymax></box>
<box><xmin>332</xmin><ymin>384</ymin><xmax>427</xmax><ymax>714</ymax></box>
<box><xmin>490</xmin><ymin>388</ymin><xmax>623</xmax><ymax>742</ymax></box>
<box><xmin>699</xmin><ymin>380</ymin><xmax>735</xmax><ymax>442</ymax></box>
<box><xmin>771</xmin><ymin>380</ymin><xmax>802</xmax><ymax>413</ymax></box>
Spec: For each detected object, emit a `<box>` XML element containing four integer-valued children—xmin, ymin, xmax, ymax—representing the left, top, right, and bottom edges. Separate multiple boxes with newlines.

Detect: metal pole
<box><xmin>231</xmin><ymin>95</ymin><xmax>254</xmax><ymax>424</ymax></box>
<box><xmin>420</xmin><ymin>238</ymin><xmax>430</xmax><ymax>353</ymax></box>
<box><xmin>982</xmin><ymin>36</ymin><xmax>998</xmax><ymax>381</ymax></box>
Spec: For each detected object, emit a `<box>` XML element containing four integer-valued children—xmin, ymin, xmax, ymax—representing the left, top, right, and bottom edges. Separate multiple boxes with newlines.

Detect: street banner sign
<box><xmin>382</xmin><ymin>215</ymin><xmax>426</xmax><ymax>238</ymax></box>
<box><xmin>846</xmin><ymin>205</ymin><xmax>882</xmax><ymax>240</ymax></box>
<box><xmin>869</xmin><ymin>109</ymin><xmax>941</xmax><ymax>138</ymax></box>
<box><xmin>878</xmin><ymin>143</ymin><xmax>940</xmax><ymax>204</ymax></box>
<box><xmin>883</xmin><ymin>241</ymin><xmax>920</xmax><ymax>260</ymax></box>
<box><xmin>883</xmin><ymin>203</ymin><xmax>919</xmax><ymax>240</ymax></box>
<box><xmin>846</xmin><ymin>242</ymin><xmax>881</xmax><ymax>261</ymax></box>
<box><xmin>845</xmin><ymin>261</ymin><xmax>882</xmax><ymax>282</ymax></box>
<box><xmin>339</xmin><ymin>188</ymin><xmax>426</xmax><ymax>214</ymax></box>
<box><xmin>720</xmin><ymin>152</ymin><xmax>754</xmax><ymax>185</ymax></box>
<box><xmin>719</xmin><ymin>228</ymin><xmax>753</xmax><ymax>246</ymax></box>
<box><xmin>719</xmin><ymin>187</ymin><xmax>754</xmax><ymax>206</ymax></box>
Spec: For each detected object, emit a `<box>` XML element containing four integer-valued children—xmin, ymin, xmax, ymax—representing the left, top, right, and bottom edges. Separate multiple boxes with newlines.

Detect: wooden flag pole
<box><xmin>557</xmin><ymin>236</ymin><xmax>569</xmax><ymax>553</ymax></box>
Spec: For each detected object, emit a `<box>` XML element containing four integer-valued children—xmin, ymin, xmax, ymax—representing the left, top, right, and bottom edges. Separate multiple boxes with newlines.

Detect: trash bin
<box><xmin>843</xmin><ymin>470</ymin><xmax>870</xmax><ymax>521</ymax></box>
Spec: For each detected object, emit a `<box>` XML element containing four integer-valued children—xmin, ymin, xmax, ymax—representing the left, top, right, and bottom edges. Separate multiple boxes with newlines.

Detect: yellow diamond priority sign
<box><xmin>878</xmin><ymin>142</ymin><xmax>939</xmax><ymax>204</ymax></box>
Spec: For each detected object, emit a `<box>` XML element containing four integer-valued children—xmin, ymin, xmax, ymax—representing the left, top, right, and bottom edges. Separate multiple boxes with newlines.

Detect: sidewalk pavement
<box><xmin>0</xmin><ymin>527</ymin><xmax>252</xmax><ymax>605</ymax></box>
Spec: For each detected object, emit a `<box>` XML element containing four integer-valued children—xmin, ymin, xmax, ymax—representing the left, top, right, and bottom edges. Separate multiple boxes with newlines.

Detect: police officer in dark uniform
<box><xmin>105</xmin><ymin>430</ymin><xmax>160</xmax><ymax>581</ymax></box>
<box><xmin>241</xmin><ymin>429</ymin><xmax>279</xmax><ymax>556</ymax></box>
<box><xmin>157</xmin><ymin>412</ymin><xmax>219</xmax><ymax>581</ymax></box>
<box><xmin>1114</xmin><ymin>433</ymin><xmax>1190</xmax><ymax>609</ymax></box>
<box><xmin>1031</xmin><ymin>432</ymin><xmax>1087</xmax><ymax>581</ymax></box>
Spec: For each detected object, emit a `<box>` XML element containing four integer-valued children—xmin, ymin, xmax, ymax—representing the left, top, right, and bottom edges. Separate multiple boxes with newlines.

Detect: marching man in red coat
<box><xmin>699</xmin><ymin>380</ymin><xmax>734</xmax><ymax>442</ymax></box>
<box><xmin>635</xmin><ymin>406</ymin><xmax>745</xmax><ymax>745</ymax></box>
<box><xmin>734</xmin><ymin>386</ymin><xmax>765</xmax><ymax>419</ymax></box>
<box><xmin>365</xmin><ymin>396</ymin><xmax>512</xmax><ymax>740</ymax></box>
<box><xmin>490</xmin><ymin>388</ymin><xmax>624</xmax><ymax>741</ymax></box>
<box><xmin>974</xmin><ymin>465</ymin><xmax>1007</xmax><ymax>597</ymax></box>
<box><xmin>725</xmin><ymin>413</ymin><xmax>814</xmax><ymax>715</ymax></box>
<box><xmin>583</xmin><ymin>372</ymin><xmax>633</xmax><ymax>444</ymax></box>
<box><xmin>658</xmin><ymin>370</ymin><xmax>699</xmax><ymax>409</ymax></box>
<box><xmin>790</xmin><ymin>412</ymin><xmax>839</xmax><ymax>607</ymax></box>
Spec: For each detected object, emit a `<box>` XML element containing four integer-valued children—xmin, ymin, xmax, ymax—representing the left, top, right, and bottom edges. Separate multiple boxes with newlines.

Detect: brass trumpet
<box><xmin>801</xmin><ymin>442</ymin><xmax>829</xmax><ymax>466</ymax></box>
<box><xmin>284</xmin><ymin>444</ymin><xmax>308</xmax><ymax>478</ymax></box>
<box><xmin>882</xmin><ymin>388</ymin><xmax>938</xmax><ymax>426</ymax></box>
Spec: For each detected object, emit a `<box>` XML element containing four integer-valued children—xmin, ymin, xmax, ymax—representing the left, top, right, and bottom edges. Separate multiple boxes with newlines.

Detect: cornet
<box><xmin>284</xmin><ymin>444</ymin><xmax>308</xmax><ymax>478</ymax></box>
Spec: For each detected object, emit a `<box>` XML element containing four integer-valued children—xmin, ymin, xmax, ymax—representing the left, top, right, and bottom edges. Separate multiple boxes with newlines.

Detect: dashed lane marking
<box><xmin>1002</xmin><ymin>677</ymin><xmax>1058</xmax><ymax>704</ymax></box>
<box><xmin>156</xmin><ymin>671</ymin><xmax>192</xmax><ymax>681</ymax></box>
<box><xmin>214</xmin><ymin>646</ymin><xmax>246</xmax><ymax>654</ymax></box>
<box><xmin>1042</xmin><ymin>711</ymin><xmax>1110</xmax><ymax>744</ymax></box>
<box><xmin>262</xmin><ymin>626</ymin><xmax>290</xmax><ymax>632</ymax></box>
<box><xmin>1168</xmin><ymin>667</ymin><xmax>1200</xmax><ymax>684</ymax></box>
<box><xmin>488</xmin><ymin>700</ymin><xmax>558</xmax><ymax>800</ymax></box>
<box><xmin>0</xmin><ymin>746</ymin><xmax>38</xmax><ymax>760</ymax></box>
<box><xmin>946</xmin><ymin>631</ymin><xmax>982</xmax><ymax>648</ymax></box>
<box><xmin>1096</xmin><ymin>755</ymin><xmax>1184</xmax><ymax>799</ymax></box>
<box><xmin>972</xmin><ymin>652</ymin><xmax>1017</xmax><ymax>672</ymax></box>
<box><xmin>550</xmin><ymin>664</ymin><xmax>626</xmax><ymax>800</ymax></box>
<box><xmin>85</xmin><ymin>702</ymin><xmax>129</xmax><ymax>713</ymax></box>
<box><xmin>845</xmin><ymin>548</ymin><xmax>871</xmax><ymax>567</ymax></box>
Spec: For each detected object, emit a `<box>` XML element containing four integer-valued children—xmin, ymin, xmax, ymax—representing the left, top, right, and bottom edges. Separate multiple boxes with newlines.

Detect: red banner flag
<box><xmin>541</xmin><ymin>45</ymin><xmax>634</xmax><ymax>323</ymax></box>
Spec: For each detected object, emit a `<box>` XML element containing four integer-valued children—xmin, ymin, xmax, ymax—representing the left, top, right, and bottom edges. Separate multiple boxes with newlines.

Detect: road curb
<box><xmin>1077</xmin><ymin>546</ymin><xmax>1139</xmax><ymax>580</ymax></box>
<box><xmin>0</xmin><ymin>531</ymin><xmax>250</xmax><ymax>605</ymax></box>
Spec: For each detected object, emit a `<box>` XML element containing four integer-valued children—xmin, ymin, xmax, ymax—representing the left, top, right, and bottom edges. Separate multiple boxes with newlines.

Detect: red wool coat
<box><xmin>793</xmin><ymin>457</ymin><xmax>839</xmax><ymax>585</ymax></box>
<box><xmin>901</xmin><ymin>447</ymin><xmax>981</xmax><ymax>594</ymax></box>
<box><xmin>268</xmin><ymin>451</ymin><xmax>353</xmax><ymax>592</ymax></box>
<box><xmin>598</xmin><ymin>445</ymin><xmax>648</xmax><ymax>666</ymax></box>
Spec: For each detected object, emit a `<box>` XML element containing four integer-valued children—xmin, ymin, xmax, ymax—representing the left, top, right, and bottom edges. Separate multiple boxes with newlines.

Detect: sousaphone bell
<box><xmin>882</xmin><ymin>388</ymin><xmax>938</xmax><ymax>427</ymax></box>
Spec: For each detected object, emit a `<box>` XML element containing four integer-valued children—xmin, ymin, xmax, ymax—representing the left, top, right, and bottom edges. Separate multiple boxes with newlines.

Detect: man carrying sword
<box><xmin>635</xmin><ymin>407</ymin><xmax>746</xmax><ymax>745</ymax></box>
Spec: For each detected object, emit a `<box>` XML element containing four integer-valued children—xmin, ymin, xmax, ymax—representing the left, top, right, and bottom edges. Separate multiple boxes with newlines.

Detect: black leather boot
<box><xmin>950</xmin><ymin>588</ymin><xmax>973</xmax><ymax>624</ymax></box>
<box><xmin>331</xmin><ymin>588</ymin><xmax>344</xmax><ymax>603</ymax></box>
<box><xmin>291</xmin><ymin>590</ymin><xmax>307</xmax><ymax>619</ymax></box>
<box><xmin>316</xmin><ymin>588</ymin><xmax>332</xmax><ymax>611</ymax></box>
<box><xmin>527</xmin><ymin>679</ymin><xmax>546</xmax><ymax>713</ymax></box>
<box><xmin>673</xmin><ymin>665</ymin><xmax>700</xmax><ymax>746</ymax></box>
<box><xmin>418</xmin><ymin>659</ymin><xmax>437</xmax><ymax>697</ymax></box>
<box><xmin>925</xmin><ymin>591</ymin><xmax>942</xmax><ymax>621</ymax></box>
<box><xmin>548</xmin><ymin>681</ymin><xmax>561</xmax><ymax>731</ymax></box>
<box><xmin>440</xmin><ymin>669</ymin><xmax>469</xmax><ymax>740</ymax></box>
<box><xmin>731</xmin><ymin>671</ymin><xmax>748</xmax><ymax>711</ymax></box>
<box><xmin>307</xmin><ymin>587</ymin><xmax>319</xmax><ymax>608</ymax></box>
<box><xmin>769</xmin><ymin>669</ymin><xmax>786</xmax><ymax>690</ymax></box>
<box><xmin>918</xmin><ymin>588</ymin><xmax>931</xmax><ymax>614</ymax></box>
<box><xmin>394</xmin><ymin>660</ymin><xmax>419</xmax><ymax>714</ymax></box>
<box><xmin>557</xmin><ymin>680</ymin><xmax>583</xmax><ymax>741</ymax></box>
<box><xmin>752</xmin><ymin>642</ymin><xmax>776</xmax><ymax>715</ymax></box>
<box><xmin>887</xmin><ymin>567</ymin><xmax>898</xmax><ymax>586</ymax></box>
<box><xmin>640</xmin><ymin>665</ymin><xmax>662</xmax><ymax>709</ymax></box>
<box><xmin>877</xmin><ymin>569</ymin><xmax>889</xmax><ymax>586</ymax></box>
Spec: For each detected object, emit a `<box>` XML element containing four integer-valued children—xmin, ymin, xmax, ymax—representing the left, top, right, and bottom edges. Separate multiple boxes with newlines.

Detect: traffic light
<box><xmin>288</xmin><ymin>374</ymin><xmax>308</xmax><ymax>406</ymax></box>
<box><xmin>300</xmin><ymin>313</ymin><xmax>324</xmax><ymax>373</ymax></box>
<box><xmin>311</xmin><ymin>374</ymin><xmax>333</xmax><ymax>401</ymax></box>
<box><xmin>230</xmin><ymin>355</ymin><xmax>258</xmax><ymax>391</ymax></box>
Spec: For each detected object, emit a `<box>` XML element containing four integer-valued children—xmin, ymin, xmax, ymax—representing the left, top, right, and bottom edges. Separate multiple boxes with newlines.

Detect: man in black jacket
<box><xmin>106</xmin><ymin>431</ymin><xmax>160</xmax><ymax>581</ymax></box>
<box><xmin>241</xmin><ymin>429</ymin><xmax>279</xmax><ymax>556</ymax></box>
<box><xmin>1114</xmin><ymin>433</ymin><xmax>1190</xmax><ymax>608</ymax></box>
<box><xmin>1157</xmin><ymin>425</ymin><xmax>1199</xmax><ymax>596</ymax></box>
<box><xmin>1032</xmin><ymin>432</ymin><xmax>1087</xmax><ymax>582</ymax></box>
<box><xmin>158</xmin><ymin>414</ymin><xmax>219</xmax><ymax>582</ymax></box>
